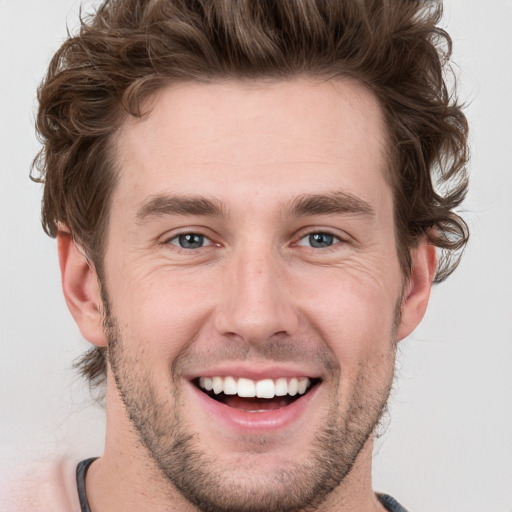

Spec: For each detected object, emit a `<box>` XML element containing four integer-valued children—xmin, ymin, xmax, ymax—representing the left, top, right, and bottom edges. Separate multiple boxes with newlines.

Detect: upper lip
<box><xmin>185</xmin><ymin>364</ymin><xmax>322</xmax><ymax>382</ymax></box>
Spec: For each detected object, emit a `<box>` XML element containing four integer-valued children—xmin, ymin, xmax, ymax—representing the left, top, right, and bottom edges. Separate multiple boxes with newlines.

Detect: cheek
<box><xmin>297</xmin><ymin>267</ymin><xmax>400</xmax><ymax>371</ymax></box>
<box><xmin>107</xmin><ymin>266</ymin><xmax>216</xmax><ymax>363</ymax></box>
<box><xmin>310</xmin><ymin>284</ymin><xmax>398</xmax><ymax>409</ymax></box>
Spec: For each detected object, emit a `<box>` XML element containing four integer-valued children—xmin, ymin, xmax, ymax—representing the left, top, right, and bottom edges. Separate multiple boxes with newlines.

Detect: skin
<box><xmin>59</xmin><ymin>79</ymin><xmax>436</xmax><ymax>511</ymax></box>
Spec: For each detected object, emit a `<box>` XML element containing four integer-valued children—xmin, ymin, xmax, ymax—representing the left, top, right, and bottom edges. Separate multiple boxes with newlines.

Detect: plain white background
<box><xmin>0</xmin><ymin>1</ymin><xmax>511</xmax><ymax>511</ymax></box>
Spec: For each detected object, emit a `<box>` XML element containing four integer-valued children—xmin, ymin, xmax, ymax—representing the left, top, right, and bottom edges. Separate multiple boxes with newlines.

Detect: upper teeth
<box><xmin>198</xmin><ymin>376</ymin><xmax>311</xmax><ymax>399</ymax></box>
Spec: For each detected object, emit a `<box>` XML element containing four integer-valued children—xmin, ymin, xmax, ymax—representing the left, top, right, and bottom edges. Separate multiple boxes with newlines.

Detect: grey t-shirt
<box><xmin>377</xmin><ymin>492</ymin><xmax>410</xmax><ymax>512</ymax></box>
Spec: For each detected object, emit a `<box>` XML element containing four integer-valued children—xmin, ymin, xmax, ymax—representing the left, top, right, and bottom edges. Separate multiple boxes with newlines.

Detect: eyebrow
<box><xmin>287</xmin><ymin>191</ymin><xmax>375</xmax><ymax>218</ymax></box>
<box><xmin>136</xmin><ymin>190</ymin><xmax>375</xmax><ymax>222</ymax></box>
<box><xmin>136</xmin><ymin>194</ymin><xmax>227</xmax><ymax>221</ymax></box>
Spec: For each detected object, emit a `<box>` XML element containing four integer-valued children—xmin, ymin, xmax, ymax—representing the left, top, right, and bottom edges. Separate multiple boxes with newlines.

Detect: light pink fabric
<box><xmin>1</xmin><ymin>457</ymin><xmax>81</xmax><ymax>512</ymax></box>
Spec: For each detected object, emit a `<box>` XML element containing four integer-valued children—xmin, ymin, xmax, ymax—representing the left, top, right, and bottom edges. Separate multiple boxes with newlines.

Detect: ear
<box><xmin>397</xmin><ymin>240</ymin><xmax>437</xmax><ymax>341</ymax></box>
<box><xmin>58</xmin><ymin>230</ymin><xmax>107</xmax><ymax>347</ymax></box>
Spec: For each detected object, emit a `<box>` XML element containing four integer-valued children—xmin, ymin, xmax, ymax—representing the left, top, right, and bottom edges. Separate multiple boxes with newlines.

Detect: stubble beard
<box><xmin>105</xmin><ymin>302</ymin><xmax>397</xmax><ymax>512</ymax></box>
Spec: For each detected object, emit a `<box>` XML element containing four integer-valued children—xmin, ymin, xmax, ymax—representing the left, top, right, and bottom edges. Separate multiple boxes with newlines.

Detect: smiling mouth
<box><xmin>195</xmin><ymin>376</ymin><xmax>320</xmax><ymax>412</ymax></box>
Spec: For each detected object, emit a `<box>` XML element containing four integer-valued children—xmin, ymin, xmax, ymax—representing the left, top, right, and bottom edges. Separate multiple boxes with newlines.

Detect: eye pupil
<box><xmin>309</xmin><ymin>233</ymin><xmax>334</xmax><ymax>248</ymax></box>
<box><xmin>179</xmin><ymin>234</ymin><xmax>204</xmax><ymax>249</ymax></box>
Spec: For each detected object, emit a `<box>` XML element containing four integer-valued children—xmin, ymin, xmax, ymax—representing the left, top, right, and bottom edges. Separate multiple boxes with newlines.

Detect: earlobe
<box><xmin>397</xmin><ymin>241</ymin><xmax>437</xmax><ymax>341</ymax></box>
<box><xmin>58</xmin><ymin>230</ymin><xmax>107</xmax><ymax>347</ymax></box>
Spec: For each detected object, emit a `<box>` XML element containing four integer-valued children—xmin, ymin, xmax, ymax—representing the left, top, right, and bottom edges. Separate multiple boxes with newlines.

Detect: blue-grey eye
<box><xmin>297</xmin><ymin>232</ymin><xmax>339</xmax><ymax>248</ymax></box>
<box><xmin>309</xmin><ymin>233</ymin><xmax>334</xmax><ymax>248</ymax></box>
<box><xmin>172</xmin><ymin>233</ymin><xmax>206</xmax><ymax>249</ymax></box>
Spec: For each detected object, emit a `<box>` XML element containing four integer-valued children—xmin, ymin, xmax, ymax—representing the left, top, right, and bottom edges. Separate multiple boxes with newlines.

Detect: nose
<box><xmin>213</xmin><ymin>248</ymin><xmax>299</xmax><ymax>345</ymax></box>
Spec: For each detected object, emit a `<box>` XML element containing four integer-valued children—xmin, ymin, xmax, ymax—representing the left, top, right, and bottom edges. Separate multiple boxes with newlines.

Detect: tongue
<box><xmin>224</xmin><ymin>395</ymin><xmax>294</xmax><ymax>411</ymax></box>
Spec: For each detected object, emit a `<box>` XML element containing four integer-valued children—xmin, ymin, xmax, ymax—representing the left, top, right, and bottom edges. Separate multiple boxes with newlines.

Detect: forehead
<box><xmin>113</xmin><ymin>78</ymin><xmax>390</xmax><ymax>212</ymax></box>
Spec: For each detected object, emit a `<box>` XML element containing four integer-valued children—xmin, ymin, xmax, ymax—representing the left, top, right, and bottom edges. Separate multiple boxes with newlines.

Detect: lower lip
<box><xmin>189</xmin><ymin>383</ymin><xmax>320</xmax><ymax>432</ymax></box>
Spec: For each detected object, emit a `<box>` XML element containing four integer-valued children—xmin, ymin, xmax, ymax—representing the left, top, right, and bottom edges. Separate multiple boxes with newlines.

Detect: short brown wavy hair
<box><xmin>33</xmin><ymin>0</ymin><xmax>469</xmax><ymax>387</ymax></box>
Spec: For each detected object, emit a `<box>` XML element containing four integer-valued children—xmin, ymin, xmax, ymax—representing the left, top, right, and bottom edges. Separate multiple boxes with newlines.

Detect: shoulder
<box><xmin>0</xmin><ymin>456</ymin><xmax>81</xmax><ymax>512</ymax></box>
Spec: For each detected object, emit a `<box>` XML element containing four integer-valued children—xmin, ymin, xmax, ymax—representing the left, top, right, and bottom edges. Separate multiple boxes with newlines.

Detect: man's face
<box><xmin>102</xmin><ymin>79</ymin><xmax>405</xmax><ymax>511</ymax></box>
